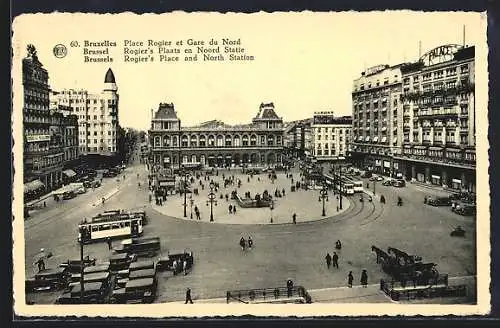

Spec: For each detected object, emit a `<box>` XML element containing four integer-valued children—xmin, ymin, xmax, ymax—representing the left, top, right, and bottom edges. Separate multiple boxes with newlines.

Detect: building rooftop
<box><xmin>254</xmin><ymin>102</ymin><xmax>281</xmax><ymax>120</ymax></box>
<box><xmin>154</xmin><ymin>103</ymin><xmax>178</xmax><ymax>120</ymax></box>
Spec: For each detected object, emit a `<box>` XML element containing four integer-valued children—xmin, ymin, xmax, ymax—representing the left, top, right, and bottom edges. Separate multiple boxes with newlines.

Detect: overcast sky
<box><xmin>13</xmin><ymin>11</ymin><xmax>486</xmax><ymax>131</ymax></box>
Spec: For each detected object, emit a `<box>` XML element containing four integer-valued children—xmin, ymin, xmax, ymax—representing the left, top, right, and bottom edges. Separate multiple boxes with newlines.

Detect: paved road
<box><xmin>23</xmin><ymin>153</ymin><xmax>476</xmax><ymax>304</ymax></box>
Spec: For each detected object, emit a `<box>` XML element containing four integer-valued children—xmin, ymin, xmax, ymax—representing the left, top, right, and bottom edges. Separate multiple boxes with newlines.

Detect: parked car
<box><xmin>452</xmin><ymin>202</ymin><xmax>476</xmax><ymax>216</ymax></box>
<box><xmin>391</xmin><ymin>179</ymin><xmax>406</xmax><ymax>187</ymax></box>
<box><xmin>62</xmin><ymin>191</ymin><xmax>77</xmax><ymax>200</ymax></box>
<box><xmin>103</xmin><ymin>170</ymin><xmax>118</xmax><ymax>178</ymax></box>
<box><xmin>426</xmin><ymin>196</ymin><xmax>452</xmax><ymax>206</ymax></box>
<box><xmin>382</xmin><ymin>179</ymin><xmax>393</xmax><ymax>186</ymax></box>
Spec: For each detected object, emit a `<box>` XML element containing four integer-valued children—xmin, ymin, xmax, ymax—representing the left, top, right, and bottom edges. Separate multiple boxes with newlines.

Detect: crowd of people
<box><xmin>324</xmin><ymin>241</ymin><xmax>369</xmax><ymax>288</ymax></box>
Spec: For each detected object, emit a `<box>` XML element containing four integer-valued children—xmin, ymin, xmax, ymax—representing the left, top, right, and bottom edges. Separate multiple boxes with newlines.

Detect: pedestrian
<box><xmin>43</xmin><ymin>201</ymin><xmax>46</xmax><ymax>208</ymax></box>
<box><xmin>248</xmin><ymin>236</ymin><xmax>253</xmax><ymax>249</ymax></box>
<box><xmin>229</xmin><ymin>204</ymin><xmax>233</xmax><ymax>214</ymax></box>
<box><xmin>107</xmin><ymin>237</ymin><xmax>112</xmax><ymax>250</ymax></box>
<box><xmin>185</xmin><ymin>287</ymin><xmax>194</xmax><ymax>304</ymax></box>
<box><xmin>233</xmin><ymin>206</ymin><xmax>237</xmax><ymax>215</ymax></box>
<box><xmin>325</xmin><ymin>252</ymin><xmax>332</xmax><ymax>269</ymax></box>
<box><xmin>240</xmin><ymin>237</ymin><xmax>246</xmax><ymax>251</ymax></box>
<box><xmin>173</xmin><ymin>260</ymin><xmax>178</xmax><ymax>275</ymax></box>
<box><xmin>292</xmin><ymin>213</ymin><xmax>297</xmax><ymax>224</ymax></box>
<box><xmin>360</xmin><ymin>269</ymin><xmax>368</xmax><ymax>287</ymax></box>
<box><xmin>183</xmin><ymin>259</ymin><xmax>188</xmax><ymax>275</ymax></box>
<box><xmin>332</xmin><ymin>252</ymin><xmax>339</xmax><ymax>268</ymax></box>
<box><xmin>424</xmin><ymin>196</ymin><xmax>427</xmax><ymax>204</ymax></box>
<box><xmin>348</xmin><ymin>271</ymin><xmax>353</xmax><ymax>288</ymax></box>
<box><xmin>282</xmin><ymin>188</ymin><xmax>285</xmax><ymax>197</ymax></box>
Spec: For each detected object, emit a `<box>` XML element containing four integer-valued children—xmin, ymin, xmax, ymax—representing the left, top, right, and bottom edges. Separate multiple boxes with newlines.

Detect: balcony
<box><xmin>417</xmin><ymin>109</ymin><xmax>458</xmax><ymax>120</ymax></box>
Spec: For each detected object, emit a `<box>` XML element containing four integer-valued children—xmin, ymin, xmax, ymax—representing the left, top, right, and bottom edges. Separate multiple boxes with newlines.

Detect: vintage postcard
<box><xmin>12</xmin><ymin>11</ymin><xmax>490</xmax><ymax>317</ymax></box>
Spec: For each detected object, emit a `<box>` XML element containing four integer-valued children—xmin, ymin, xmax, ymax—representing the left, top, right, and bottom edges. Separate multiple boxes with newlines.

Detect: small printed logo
<box><xmin>53</xmin><ymin>44</ymin><xmax>67</xmax><ymax>58</ymax></box>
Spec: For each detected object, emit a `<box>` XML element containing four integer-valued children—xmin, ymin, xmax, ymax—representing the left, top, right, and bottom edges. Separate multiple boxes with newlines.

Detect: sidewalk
<box><xmin>407</xmin><ymin>181</ymin><xmax>456</xmax><ymax>196</ymax></box>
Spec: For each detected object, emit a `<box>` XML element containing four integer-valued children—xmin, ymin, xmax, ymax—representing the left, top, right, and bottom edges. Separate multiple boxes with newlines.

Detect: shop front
<box><xmin>431</xmin><ymin>174</ymin><xmax>441</xmax><ymax>186</ymax></box>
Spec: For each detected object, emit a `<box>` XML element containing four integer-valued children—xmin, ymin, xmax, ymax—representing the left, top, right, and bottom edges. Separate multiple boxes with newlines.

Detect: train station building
<box><xmin>149</xmin><ymin>102</ymin><xmax>285</xmax><ymax>169</ymax></box>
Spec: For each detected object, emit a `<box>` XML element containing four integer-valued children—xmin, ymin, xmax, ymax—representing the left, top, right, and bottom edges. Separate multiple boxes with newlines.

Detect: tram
<box><xmin>78</xmin><ymin>212</ymin><xmax>144</xmax><ymax>244</ymax></box>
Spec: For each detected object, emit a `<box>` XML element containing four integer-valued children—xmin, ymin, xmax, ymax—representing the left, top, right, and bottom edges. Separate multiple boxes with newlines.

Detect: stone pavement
<box><xmin>151</xmin><ymin>169</ymin><xmax>350</xmax><ymax>225</ymax></box>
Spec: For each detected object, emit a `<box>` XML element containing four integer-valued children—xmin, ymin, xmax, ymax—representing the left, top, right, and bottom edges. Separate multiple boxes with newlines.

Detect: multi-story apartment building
<box><xmin>53</xmin><ymin>68</ymin><xmax>119</xmax><ymax>157</ymax></box>
<box><xmin>395</xmin><ymin>45</ymin><xmax>475</xmax><ymax>192</ymax></box>
<box><xmin>350</xmin><ymin>44</ymin><xmax>476</xmax><ymax>192</ymax></box>
<box><xmin>149</xmin><ymin>102</ymin><xmax>285</xmax><ymax>169</ymax></box>
<box><xmin>23</xmin><ymin>44</ymin><xmax>65</xmax><ymax>194</ymax></box>
<box><xmin>350</xmin><ymin>64</ymin><xmax>405</xmax><ymax>176</ymax></box>
<box><xmin>49</xmin><ymin>94</ymin><xmax>80</xmax><ymax>170</ymax></box>
<box><xmin>311</xmin><ymin>111</ymin><xmax>352</xmax><ymax>162</ymax></box>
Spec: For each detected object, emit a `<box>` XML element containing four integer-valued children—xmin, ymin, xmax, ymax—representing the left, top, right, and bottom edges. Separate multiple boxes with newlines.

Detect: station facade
<box><xmin>149</xmin><ymin>102</ymin><xmax>285</xmax><ymax>169</ymax></box>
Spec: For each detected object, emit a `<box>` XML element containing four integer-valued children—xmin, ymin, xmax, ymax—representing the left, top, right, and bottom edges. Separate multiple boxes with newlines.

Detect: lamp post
<box><xmin>270</xmin><ymin>200</ymin><xmax>274</xmax><ymax>223</ymax></box>
<box><xmin>79</xmin><ymin>239</ymin><xmax>85</xmax><ymax>302</ymax></box>
<box><xmin>189</xmin><ymin>196</ymin><xmax>194</xmax><ymax>219</ymax></box>
<box><xmin>180</xmin><ymin>165</ymin><xmax>187</xmax><ymax>217</ymax></box>
<box><xmin>206</xmin><ymin>183</ymin><xmax>217</xmax><ymax>222</ymax></box>
<box><xmin>318</xmin><ymin>183</ymin><xmax>329</xmax><ymax>216</ymax></box>
<box><xmin>373</xmin><ymin>179</ymin><xmax>376</xmax><ymax>196</ymax></box>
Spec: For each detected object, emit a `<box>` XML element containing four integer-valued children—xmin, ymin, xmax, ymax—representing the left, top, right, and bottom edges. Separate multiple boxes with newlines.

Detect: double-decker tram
<box><xmin>78</xmin><ymin>212</ymin><xmax>144</xmax><ymax>244</ymax></box>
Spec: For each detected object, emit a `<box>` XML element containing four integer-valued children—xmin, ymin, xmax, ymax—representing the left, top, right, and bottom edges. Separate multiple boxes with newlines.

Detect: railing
<box><xmin>226</xmin><ymin>286</ymin><xmax>311</xmax><ymax>304</ymax></box>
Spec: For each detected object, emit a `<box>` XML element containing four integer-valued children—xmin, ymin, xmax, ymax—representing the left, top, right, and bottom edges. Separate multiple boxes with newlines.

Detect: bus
<box><xmin>323</xmin><ymin>173</ymin><xmax>355</xmax><ymax>195</ymax></box>
<box><xmin>78</xmin><ymin>213</ymin><xmax>144</xmax><ymax>244</ymax></box>
<box><xmin>344</xmin><ymin>177</ymin><xmax>363</xmax><ymax>193</ymax></box>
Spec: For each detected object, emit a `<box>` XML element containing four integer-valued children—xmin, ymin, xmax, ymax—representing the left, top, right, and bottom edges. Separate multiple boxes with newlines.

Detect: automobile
<box><xmin>382</xmin><ymin>179</ymin><xmax>393</xmax><ymax>186</ymax></box>
<box><xmin>83</xmin><ymin>180</ymin><xmax>101</xmax><ymax>189</ymax></box>
<box><xmin>111</xmin><ymin>277</ymin><xmax>157</xmax><ymax>304</ymax></box>
<box><xmin>62</xmin><ymin>190</ymin><xmax>77</xmax><ymax>200</ymax></box>
<box><xmin>57</xmin><ymin>281</ymin><xmax>108</xmax><ymax>304</ymax></box>
<box><xmin>128</xmin><ymin>268</ymin><xmax>156</xmax><ymax>280</ymax></box>
<box><xmin>109</xmin><ymin>253</ymin><xmax>137</xmax><ymax>272</ymax></box>
<box><xmin>452</xmin><ymin>202</ymin><xmax>476</xmax><ymax>216</ymax></box>
<box><xmin>59</xmin><ymin>257</ymin><xmax>97</xmax><ymax>274</ymax></box>
<box><xmin>369</xmin><ymin>176</ymin><xmax>378</xmax><ymax>181</ymax></box>
<box><xmin>426</xmin><ymin>196</ymin><xmax>452</xmax><ymax>206</ymax></box>
<box><xmin>114</xmin><ymin>237</ymin><xmax>161</xmax><ymax>258</ymax></box>
<box><xmin>392</xmin><ymin>179</ymin><xmax>406</xmax><ymax>187</ymax></box>
<box><xmin>129</xmin><ymin>260</ymin><xmax>156</xmax><ymax>272</ymax></box>
<box><xmin>25</xmin><ymin>267</ymin><xmax>71</xmax><ymax>292</ymax></box>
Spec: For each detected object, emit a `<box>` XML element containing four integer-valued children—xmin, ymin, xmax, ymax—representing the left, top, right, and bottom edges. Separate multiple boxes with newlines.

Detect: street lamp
<box><xmin>373</xmin><ymin>179</ymin><xmax>376</xmax><ymax>196</ymax></box>
<box><xmin>79</xmin><ymin>239</ymin><xmax>85</xmax><ymax>302</ymax></box>
<box><xmin>333</xmin><ymin>164</ymin><xmax>343</xmax><ymax>210</ymax></box>
<box><xmin>318</xmin><ymin>183</ymin><xmax>329</xmax><ymax>216</ymax></box>
<box><xmin>189</xmin><ymin>195</ymin><xmax>194</xmax><ymax>219</ymax></box>
<box><xmin>270</xmin><ymin>200</ymin><xmax>274</xmax><ymax>223</ymax></box>
<box><xmin>206</xmin><ymin>183</ymin><xmax>217</xmax><ymax>222</ymax></box>
<box><xmin>180</xmin><ymin>165</ymin><xmax>188</xmax><ymax>217</ymax></box>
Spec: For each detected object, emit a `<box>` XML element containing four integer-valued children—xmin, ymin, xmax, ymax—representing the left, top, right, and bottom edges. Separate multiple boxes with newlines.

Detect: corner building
<box><xmin>395</xmin><ymin>45</ymin><xmax>475</xmax><ymax>192</ymax></box>
<box><xmin>149</xmin><ymin>102</ymin><xmax>285</xmax><ymax>169</ymax></box>
<box><xmin>53</xmin><ymin>68</ymin><xmax>119</xmax><ymax>157</ymax></box>
<box><xmin>23</xmin><ymin>45</ymin><xmax>65</xmax><ymax>193</ymax></box>
<box><xmin>350</xmin><ymin>44</ymin><xmax>476</xmax><ymax>192</ymax></box>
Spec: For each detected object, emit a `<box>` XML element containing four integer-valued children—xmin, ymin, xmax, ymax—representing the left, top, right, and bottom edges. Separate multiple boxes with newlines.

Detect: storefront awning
<box><xmin>365</xmin><ymin>136</ymin><xmax>370</xmax><ymax>142</ymax></box>
<box><xmin>24</xmin><ymin>179</ymin><xmax>45</xmax><ymax>193</ymax></box>
<box><xmin>381</xmin><ymin>137</ymin><xmax>387</xmax><ymax>143</ymax></box>
<box><xmin>373</xmin><ymin>137</ymin><xmax>379</xmax><ymax>142</ymax></box>
<box><xmin>432</xmin><ymin>175</ymin><xmax>441</xmax><ymax>179</ymax></box>
<box><xmin>62</xmin><ymin>169</ymin><xmax>77</xmax><ymax>178</ymax></box>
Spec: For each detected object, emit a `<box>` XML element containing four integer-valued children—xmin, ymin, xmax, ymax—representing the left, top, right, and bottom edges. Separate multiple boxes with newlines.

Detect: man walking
<box><xmin>106</xmin><ymin>237</ymin><xmax>112</xmax><ymax>250</ymax></box>
<box><xmin>332</xmin><ymin>252</ymin><xmax>339</xmax><ymax>269</ymax></box>
<box><xmin>360</xmin><ymin>270</ymin><xmax>368</xmax><ymax>287</ymax></box>
<box><xmin>348</xmin><ymin>271</ymin><xmax>354</xmax><ymax>288</ymax></box>
<box><xmin>292</xmin><ymin>213</ymin><xmax>297</xmax><ymax>224</ymax></box>
<box><xmin>325</xmin><ymin>252</ymin><xmax>332</xmax><ymax>269</ymax></box>
<box><xmin>185</xmin><ymin>287</ymin><xmax>193</xmax><ymax>304</ymax></box>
